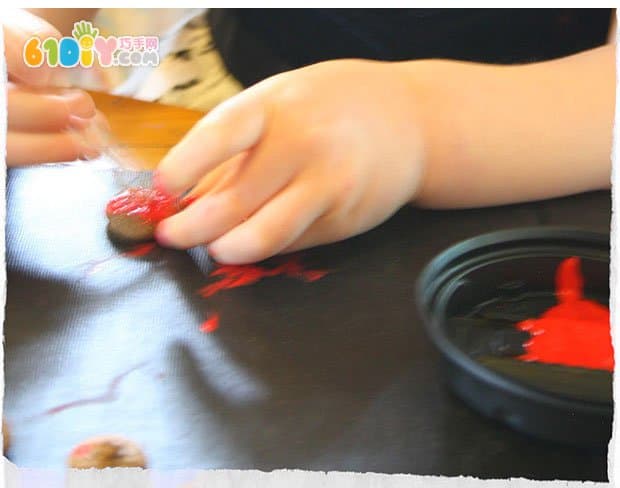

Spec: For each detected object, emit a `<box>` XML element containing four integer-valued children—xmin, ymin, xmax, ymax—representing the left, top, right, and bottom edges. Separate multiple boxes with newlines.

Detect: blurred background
<box><xmin>74</xmin><ymin>8</ymin><xmax>241</xmax><ymax>112</ymax></box>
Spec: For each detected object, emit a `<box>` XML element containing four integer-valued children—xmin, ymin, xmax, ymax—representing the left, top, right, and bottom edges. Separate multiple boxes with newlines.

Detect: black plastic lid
<box><xmin>416</xmin><ymin>227</ymin><xmax>611</xmax><ymax>447</ymax></box>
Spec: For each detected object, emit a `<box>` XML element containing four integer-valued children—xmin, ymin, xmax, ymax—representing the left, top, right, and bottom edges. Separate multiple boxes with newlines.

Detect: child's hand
<box><xmin>155</xmin><ymin>60</ymin><xmax>431</xmax><ymax>264</ymax></box>
<box><xmin>4</xmin><ymin>9</ymin><xmax>103</xmax><ymax>166</ymax></box>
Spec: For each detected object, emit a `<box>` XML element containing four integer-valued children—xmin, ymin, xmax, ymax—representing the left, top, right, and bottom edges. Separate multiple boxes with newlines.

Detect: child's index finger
<box><xmin>155</xmin><ymin>89</ymin><xmax>268</xmax><ymax>196</ymax></box>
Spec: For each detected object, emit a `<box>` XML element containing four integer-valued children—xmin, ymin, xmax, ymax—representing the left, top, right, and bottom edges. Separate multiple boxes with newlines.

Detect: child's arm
<box><xmin>155</xmin><ymin>45</ymin><xmax>614</xmax><ymax>264</ymax></box>
<box><xmin>409</xmin><ymin>43</ymin><xmax>614</xmax><ymax>208</ymax></box>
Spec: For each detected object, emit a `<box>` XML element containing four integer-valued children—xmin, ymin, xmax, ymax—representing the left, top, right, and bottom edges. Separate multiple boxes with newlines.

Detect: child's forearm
<box><xmin>406</xmin><ymin>43</ymin><xmax>615</xmax><ymax>208</ymax></box>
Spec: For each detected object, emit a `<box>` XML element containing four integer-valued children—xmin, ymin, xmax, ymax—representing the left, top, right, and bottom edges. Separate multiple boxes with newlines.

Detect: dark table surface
<box><xmin>4</xmin><ymin>164</ymin><xmax>611</xmax><ymax>480</ymax></box>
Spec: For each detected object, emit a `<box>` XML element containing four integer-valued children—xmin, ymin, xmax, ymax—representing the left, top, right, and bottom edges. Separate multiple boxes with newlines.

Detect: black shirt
<box><xmin>208</xmin><ymin>8</ymin><xmax>612</xmax><ymax>87</ymax></box>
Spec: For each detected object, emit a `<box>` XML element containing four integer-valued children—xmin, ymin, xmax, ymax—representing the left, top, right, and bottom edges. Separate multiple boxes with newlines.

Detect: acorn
<box><xmin>67</xmin><ymin>435</ymin><xmax>147</xmax><ymax>469</ymax></box>
<box><xmin>106</xmin><ymin>187</ymin><xmax>180</xmax><ymax>243</ymax></box>
<box><xmin>3</xmin><ymin>418</ymin><xmax>10</xmax><ymax>454</ymax></box>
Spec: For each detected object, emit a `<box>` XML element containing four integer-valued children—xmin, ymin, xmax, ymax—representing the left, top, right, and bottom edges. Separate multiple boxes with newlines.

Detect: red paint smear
<box><xmin>181</xmin><ymin>195</ymin><xmax>198</xmax><ymax>208</ymax></box>
<box><xmin>106</xmin><ymin>187</ymin><xmax>179</xmax><ymax>224</ymax></box>
<box><xmin>81</xmin><ymin>255</ymin><xmax>117</xmax><ymax>276</ymax></box>
<box><xmin>122</xmin><ymin>242</ymin><xmax>157</xmax><ymax>258</ymax></box>
<box><xmin>302</xmin><ymin>270</ymin><xmax>329</xmax><ymax>282</ymax></box>
<box><xmin>200</xmin><ymin>314</ymin><xmax>220</xmax><ymax>333</ymax></box>
<box><xmin>198</xmin><ymin>256</ymin><xmax>329</xmax><ymax>299</ymax></box>
<box><xmin>555</xmin><ymin>256</ymin><xmax>583</xmax><ymax>303</ymax></box>
<box><xmin>80</xmin><ymin>243</ymin><xmax>157</xmax><ymax>278</ymax></box>
<box><xmin>71</xmin><ymin>443</ymin><xmax>93</xmax><ymax>458</ymax></box>
<box><xmin>41</xmin><ymin>362</ymin><xmax>146</xmax><ymax>416</ymax></box>
<box><xmin>152</xmin><ymin>171</ymin><xmax>165</xmax><ymax>194</ymax></box>
<box><xmin>195</xmin><ymin>256</ymin><xmax>328</xmax><ymax>333</ymax></box>
<box><xmin>516</xmin><ymin>257</ymin><xmax>613</xmax><ymax>371</ymax></box>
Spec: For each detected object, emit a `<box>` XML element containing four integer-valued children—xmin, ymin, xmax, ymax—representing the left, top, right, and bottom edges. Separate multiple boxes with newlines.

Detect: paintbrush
<box><xmin>75</xmin><ymin>116</ymin><xmax>214</xmax><ymax>276</ymax></box>
<box><xmin>69</xmin><ymin>113</ymin><xmax>151</xmax><ymax>186</ymax></box>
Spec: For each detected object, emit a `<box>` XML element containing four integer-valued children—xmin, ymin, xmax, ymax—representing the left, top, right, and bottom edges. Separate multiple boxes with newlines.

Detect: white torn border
<box><xmin>1</xmin><ymin>12</ymin><xmax>8</xmax><ymax>488</ymax></box>
<box><xmin>0</xmin><ymin>8</ymin><xmax>617</xmax><ymax>488</ymax></box>
<box><xmin>607</xmin><ymin>8</ymin><xmax>619</xmax><ymax>488</ymax></box>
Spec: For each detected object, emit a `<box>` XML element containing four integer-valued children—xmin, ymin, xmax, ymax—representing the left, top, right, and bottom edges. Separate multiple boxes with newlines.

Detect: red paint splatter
<box><xmin>79</xmin><ymin>243</ymin><xmax>157</xmax><ymax>278</ymax></box>
<box><xmin>106</xmin><ymin>187</ymin><xmax>179</xmax><ymax>224</ymax></box>
<box><xmin>516</xmin><ymin>257</ymin><xmax>613</xmax><ymax>371</ymax></box>
<box><xmin>40</xmin><ymin>362</ymin><xmax>146</xmax><ymax>416</ymax></box>
<box><xmin>200</xmin><ymin>314</ymin><xmax>220</xmax><ymax>333</ymax></box>
<box><xmin>71</xmin><ymin>443</ymin><xmax>93</xmax><ymax>458</ymax></box>
<box><xmin>198</xmin><ymin>256</ymin><xmax>329</xmax><ymax>298</ymax></box>
<box><xmin>299</xmin><ymin>269</ymin><xmax>329</xmax><ymax>282</ymax></box>
<box><xmin>81</xmin><ymin>255</ymin><xmax>116</xmax><ymax>277</ymax></box>
<box><xmin>195</xmin><ymin>256</ymin><xmax>329</xmax><ymax>333</ymax></box>
<box><xmin>122</xmin><ymin>242</ymin><xmax>157</xmax><ymax>258</ymax></box>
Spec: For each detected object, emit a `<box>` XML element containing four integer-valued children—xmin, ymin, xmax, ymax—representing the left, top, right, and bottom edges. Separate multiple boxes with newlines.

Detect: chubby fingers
<box><xmin>156</xmin><ymin>89</ymin><xmax>267</xmax><ymax>196</ymax></box>
<box><xmin>206</xmin><ymin>179</ymin><xmax>331</xmax><ymax>264</ymax></box>
<box><xmin>8</xmin><ymin>84</ymin><xmax>96</xmax><ymax>132</ymax></box>
<box><xmin>7</xmin><ymin>129</ymin><xmax>99</xmax><ymax>166</ymax></box>
<box><xmin>281</xmin><ymin>215</ymin><xmax>353</xmax><ymax>255</ymax></box>
<box><xmin>184</xmin><ymin>152</ymin><xmax>249</xmax><ymax>201</ymax></box>
<box><xmin>156</xmin><ymin>136</ymin><xmax>301</xmax><ymax>249</ymax></box>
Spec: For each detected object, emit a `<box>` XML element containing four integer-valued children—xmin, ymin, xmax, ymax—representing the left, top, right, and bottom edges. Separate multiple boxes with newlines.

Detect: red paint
<box><xmin>555</xmin><ymin>256</ymin><xmax>583</xmax><ymax>303</ymax></box>
<box><xmin>200</xmin><ymin>314</ymin><xmax>220</xmax><ymax>333</ymax></box>
<box><xmin>79</xmin><ymin>244</ymin><xmax>157</xmax><ymax>278</ymax></box>
<box><xmin>122</xmin><ymin>243</ymin><xmax>157</xmax><ymax>258</ymax></box>
<box><xmin>152</xmin><ymin>170</ymin><xmax>165</xmax><ymax>194</ymax></box>
<box><xmin>195</xmin><ymin>256</ymin><xmax>329</xmax><ymax>332</ymax></box>
<box><xmin>81</xmin><ymin>255</ymin><xmax>116</xmax><ymax>277</ymax></box>
<box><xmin>71</xmin><ymin>443</ymin><xmax>93</xmax><ymax>458</ymax></box>
<box><xmin>106</xmin><ymin>187</ymin><xmax>179</xmax><ymax>224</ymax></box>
<box><xmin>41</xmin><ymin>362</ymin><xmax>146</xmax><ymax>416</ymax></box>
<box><xmin>297</xmin><ymin>269</ymin><xmax>329</xmax><ymax>282</ymax></box>
<box><xmin>181</xmin><ymin>195</ymin><xmax>198</xmax><ymax>208</ymax></box>
<box><xmin>516</xmin><ymin>257</ymin><xmax>613</xmax><ymax>371</ymax></box>
<box><xmin>198</xmin><ymin>256</ymin><xmax>329</xmax><ymax>298</ymax></box>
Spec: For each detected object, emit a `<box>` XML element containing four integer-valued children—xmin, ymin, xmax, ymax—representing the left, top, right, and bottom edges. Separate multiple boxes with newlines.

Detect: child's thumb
<box><xmin>3</xmin><ymin>9</ymin><xmax>64</xmax><ymax>87</ymax></box>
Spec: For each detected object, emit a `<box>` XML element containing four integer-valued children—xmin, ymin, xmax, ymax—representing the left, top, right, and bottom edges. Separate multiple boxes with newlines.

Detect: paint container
<box><xmin>417</xmin><ymin>227</ymin><xmax>611</xmax><ymax>447</ymax></box>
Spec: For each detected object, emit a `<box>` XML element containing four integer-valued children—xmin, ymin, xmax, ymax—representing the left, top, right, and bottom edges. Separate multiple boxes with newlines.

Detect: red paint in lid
<box><xmin>516</xmin><ymin>257</ymin><xmax>613</xmax><ymax>371</ymax></box>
